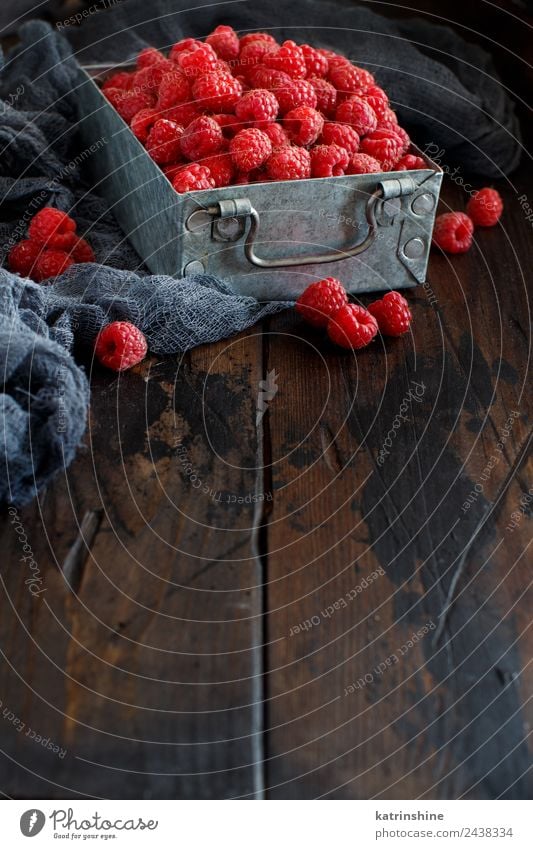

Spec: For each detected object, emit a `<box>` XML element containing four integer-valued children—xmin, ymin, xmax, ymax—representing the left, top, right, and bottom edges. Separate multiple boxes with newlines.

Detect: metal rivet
<box><xmin>403</xmin><ymin>237</ymin><xmax>425</xmax><ymax>258</ymax></box>
<box><xmin>411</xmin><ymin>192</ymin><xmax>435</xmax><ymax>215</ymax></box>
<box><xmin>183</xmin><ymin>260</ymin><xmax>205</xmax><ymax>275</ymax></box>
<box><xmin>213</xmin><ymin>216</ymin><xmax>245</xmax><ymax>242</ymax></box>
<box><xmin>185</xmin><ymin>210</ymin><xmax>212</xmax><ymax>231</ymax></box>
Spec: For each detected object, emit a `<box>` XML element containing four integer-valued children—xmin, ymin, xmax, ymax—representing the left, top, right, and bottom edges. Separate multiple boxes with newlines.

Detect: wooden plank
<box><xmin>264</xmin><ymin>172</ymin><xmax>533</xmax><ymax>799</ymax></box>
<box><xmin>0</xmin><ymin>331</ymin><xmax>265</xmax><ymax>799</ymax></box>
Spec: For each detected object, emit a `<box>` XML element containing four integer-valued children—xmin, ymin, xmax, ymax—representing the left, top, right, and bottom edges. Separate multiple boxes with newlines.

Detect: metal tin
<box><xmin>75</xmin><ymin>62</ymin><xmax>443</xmax><ymax>300</ymax></box>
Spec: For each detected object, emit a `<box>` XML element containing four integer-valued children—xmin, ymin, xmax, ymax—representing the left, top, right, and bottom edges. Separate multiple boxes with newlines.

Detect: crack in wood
<box><xmin>61</xmin><ymin>509</ymin><xmax>103</xmax><ymax>595</ymax></box>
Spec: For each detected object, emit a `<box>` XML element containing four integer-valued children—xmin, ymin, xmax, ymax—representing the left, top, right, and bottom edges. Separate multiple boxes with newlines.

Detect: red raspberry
<box><xmin>346</xmin><ymin>153</ymin><xmax>382</xmax><ymax>174</ymax></box>
<box><xmin>327</xmin><ymin>304</ymin><xmax>378</xmax><ymax>349</ymax></box>
<box><xmin>192</xmin><ymin>71</ymin><xmax>242</xmax><ymax>112</ymax></box>
<box><xmin>266</xmin><ymin>146</ymin><xmax>311</xmax><ymax>181</ymax></box>
<box><xmin>8</xmin><ymin>239</ymin><xmax>41</xmax><ymax>277</ymax></box>
<box><xmin>239</xmin><ymin>33</ymin><xmax>278</xmax><ymax>49</ymax></box>
<box><xmin>275</xmin><ymin>78</ymin><xmax>317</xmax><ymax>115</ymax></box>
<box><xmin>364</xmin><ymin>84</ymin><xmax>388</xmax><ymax>109</ymax></box>
<box><xmin>106</xmin><ymin>87</ymin><xmax>154</xmax><ymax>123</ymax></box>
<box><xmin>169</xmin><ymin>38</ymin><xmax>202</xmax><ymax>62</ymax></box>
<box><xmin>157</xmin><ymin>69</ymin><xmax>190</xmax><ymax>109</ymax></box>
<box><xmin>238</xmin><ymin>40</ymin><xmax>277</xmax><ymax>81</ymax></box>
<box><xmin>33</xmin><ymin>249</ymin><xmax>74</xmax><ymax>282</ymax></box>
<box><xmin>466</xmin><ymin>188</ymin><xmax>503</xmax><ymax>227</ymax></box>
<box><xmin>146</xmin><ymin>119</ymin><xmax>184</xmax><ymax>164</ymax></box>
<box><xmin>180</xmin><ymin>116</ymin><xmax>224</xmax><ymax>160</ymax></box>
<box><xmin>249</xmin><ymin>66</ymin><xmax>291</xmax><ymax>91</ymax></box>
<box><xmin>328</xmin><ymin>62</ymin><xmax>374</xmax><ymax>94</ymax></box>
<box><xmin>173</xmin><ymin>164</ymin><xmax>215</xmax><ymax>193</ymax></box>
<box><xmin>176</xmin><ymin>44</ymin><xmax>220</xmax><ymax>79</ymax></box>
<box><xmin>134</xmin><ymin>61</ymin><xmax>171</xmax><ymax>95</ymax></box>
<box><xmin>137</xmin><ymin>47</ymin><xmax>166</xmax><ymax>69</ymax></box>
<box><xmin>95</xmin><ymin>321</ymin><xmax>148</xmax><ymax>371</ymax></box>
<box><xmin>360</xmin><ymin>128</ymin><xmax>404</xmax><ymax>170</ymax></box>
<box><xmin>235</xmin><ymin>89</ymin><xmax>279</xmax><ymax>125</ymax></box>
<box><xmin>395</xmin><ymin>154</ymin><xmax>427</xmax><ymax>171</ymax></box>
<box><xmin>432</xmin><ymin>212</ymin><xmax>474</xmax><ymax>254</ymax></box>
<box><xmin>28</xmin><ymin>207</ymin><xmax>77</xmax><ymax>250</ymax></box>
<box><xmin>201</xmin><ymin>153</ymin><xmax>234</xmax><ymax>187</ymax></box>
<box><xmin>320</xmin><ymin>122</ymin><xmax>360</xmax><ymax>155</ymax></box>
<box><xmin>102</xmin><ymin>71</ymin><xmax>133</xmax><ymax>92</ymax></box>
<box><xmin>130</xmin><ymin>107</ymin><xmax>160</xmax><ymax>142</ymax></box>
<box><xmin>230</xmin><ymin>128</ymin><xmax>272</xmax><ymax>172</ymax></box>
<box><xmin>70</xmin><ymin>237</ymin><xmax>96</xmax><ymax>264</ymax></box>
<box><xmin>310</xmin><ymin>144</ymin><xmax>349</xmax><ymax>177</ymax></box>
<box><xmin>308</xmin><ymin>77</ymin><xmax>337</xmax><ymax>117</ymax></box>
<box><xmin>206</xmin><ymin>25</ymin><xmax>240</xmax><ymax>61</ymax></box>
<box><xmin>368</xmin><ymin>291</ymin><xmax>412</xmax><ymax>336</ymax></box>
<box><xmin>375</xmin><ymin>105</ymin><xmax>398</xmax><ymax>129</ymax></box>
<box><xmin>336</xmin><ymin>96</ymin><xmax>377</xmax><ymax>136</ymax></box>
<box><xmin>262</xmin><ymin>122</ymin><xmax>290</xmax><ymax>148</ymax></box>
<box><xmin>264</xmin><ymin>40</ymin><xmax>307</xmax><ymax>79</ymax></box>
<box><xmin>164</xmin><ymin>102</ymin><xmax>201</xmax><ymax>128</ymax></box>
<box><xmin>211</xmin><ymin>113</ymin><xmax>243</xmax><ymax>137</ymax></box>
<box><xmin>296</xmin><ymin>277</ymin><xmax>348</xmax><ymax>327</ymax></box>
<box><xmin>284</xmin><ymin>106</ymin><xmax>324</xmax><ymax>146</ymax></box>
<box><xmin>391</xmin><ymin>125</ymin><xmax>410</xmax><ymax>156</ymax></box>
<box><xmin>301</xmin><ymin>44</ymin><xmax>329</xmax><ymax>78</ymax></box>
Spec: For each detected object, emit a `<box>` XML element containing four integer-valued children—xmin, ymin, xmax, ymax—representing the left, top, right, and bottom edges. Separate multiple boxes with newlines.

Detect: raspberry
<box><xmin>212</xmin><ymin>113</ymin><xmax>242</xmax><ymax>137</ymax></box>
<box><xmin>157</xmin><ymin>69</ymin><xmax>190</xmax><ymax>109</ymax></box>
<box><xmin>239</xmin><ymin>33</ymin><xmax>278</xmax><ymax>49</ymax></box>
<box><xmin>70</xmin><ymin>237</ymin><xmax>96</xmax><ymax>264</ymax></box>
<box><xmin>308</xmin><ymin>77</ymin><xmax>337</xmax><ymax>117</ymax></box>
<box><xmin>137</xmin><ymin>47</ymin><xmax>166</xmax><ymax>69</ymax></box>
<box><xmin>192</xmin><ymin>70</ymin><xmax>242</xmax><ymax>112</ymax></box>
<box><xmin>262</xmin><ymin>122</ymin><xmax>290</xmax><ymax>148</ymax></box>
<box><xmin>432</xmin><ymin>212</ymin><xmax>474</xmax><ymax>254</ymax></box>
<box><xmin>301</xmin><ymin>44</ymin><xmax>329</xmax><ymax>78</ymax></box>
<box><xmin>296</xmin><ymin>277</ymin><xmax>348</xmax><ymax>327</ymax></box>
<box><xmin>390</xmin><ymin>125</ymin><xmax>410</xmax><ymax>156</ymax></box>
<box><xmin>375</xmin><ymin>105</ymin><xmax>399</xmax><ymax>129</ymax></box>
<box><xmin>264</xmin><ymin>40</ymin><xmax>307</xmax><ymax>79</ymax></box>
<box><xmin>206</xmin><ymin>25</ymin><xmax>240</xmax><ymax>61</ymax></box>
<box><xmin>33</xmin><ymin>249</ymin><xmax>74</xmax><ymax>282</ymax></box>
<box><xmin>266</xmin><ymin>146</ymin><xmax>311</xmax><ymax>181</ymax></box>
<box><xmin>284</xmin><ymin>106</ymin><xmax>324</xmax><ymax>146</ymax></box>
<box><xmin>346</xmin><ymin>153</ymin><xmax>382</xmax><ymax>174</ymax></box>
<box><xmin>321</xmin><ymin>122</ymin><xmax>360</xmax><ymax>155</ymax></box>
<box><xmin>238</xmin><ymin>40</ymin><xmax>277</xmax><ymax>81</ymax></box>
<box><xmin>146</xmin><ymin>119</ymin><xmax>184</xmax><ymax>164</ymax></box>
<box><xmin>134</xmin><ymin>62</ymin><xmax>171</xmax><ymax>95</ymax></box>
<box><xmin>169</xmin><ymin>38</ymin><xmax>202</xmax><ymax>62</ymax></box>
<box><xmin>230</xmin><ymin>128</ymin><xmax>272</xmax><ymax>171</ymax></box>
<box><xmin>95</xmin><ymin>321</ymin><xmax>148</xmax><ymax>371</ymax></box>
<box><xmin>275</xmin><ymin>78</ymin><xmax>317</xmax><ymax>115</ymax></box>
<box><xmin>164</xmin><ymin>102</ymin><xmax>201</xmax><ymax>128</ymax></box>
<box><xmin>235</xmin><ymin>89</ymin><xmax>279</xmax><ymax>125</ymax></box>
<box><xmin>466</xmin><ymin>188</ymin><xmax>503</xmax><ymax>227</ymax></box>
<box><xmin>8</xmin><ymin>239</ymin><xmax>41</xmax><ymax>277</ymax></box>
<box><xmin>395</xmin><ymin>154</ymin><xmax>427</xmax><ymax>171</ymax></box>
<box><xmin>327</xmin><ymin>304</ymin><xmax>378</xmax><ymax>349</ymax></box>
<box><xmin>328</xmin><ymin>62</ymin><xmax>374</xmax><ymax>94</ymax></box>
<box><xmin>28</xmin><ymin>207</ymin><xmax>77</xmax><ymax>250</ymax></box>
<box><xmin>201</xmin><ymin>153</ymin><xmax>234</xmax><ymax>187</ymax></box>
<box><xmin>360</xmin><ymin>128</ymin><xmax>403</xmax><ymax>170</ymax></box>
<box><xmin>172</xmin><ymin>164</ymin><xmax>216</xmax><ymax>193</ymax></box>
<box><xmin>368</xmin><ymin>291</ymin><xmax>412</xmax><ymax>336</ymax></box>
<box><xmin>249</xmin><ymin>66</ymin><xmax>291</xmax><ymax>91</ymax></box>
<box><xmin>336</xmin><ymin>96</ymin><xmax>377</xmax><ymax>136</ymax></box>
<box><xmin>363</xmin><ymin>84</ymin><xmax>389</xmax><ymax>109</ymax></box>
<box><xmin>180</xmin><ymin>116</ymin><xmax>224</xmax><ymax>160</ymax></box>
<box><xmin>102</xmin><ymin>71</ymin><xmax>133</xmax><ymax>91</ymax></box>
<box><xmin>176</xmin><ymin>44</ymin><xmax>220</xmax><ymax>79</ymax></box>
<box><xmin>310</xmin><ymin>144</ymin><xmax>349</xmax><ymax>177</ymax></box>
<box><xmin>106</xmin><ymin>87</ymin><xmax>154</xmax><ymax>123</ymax></box>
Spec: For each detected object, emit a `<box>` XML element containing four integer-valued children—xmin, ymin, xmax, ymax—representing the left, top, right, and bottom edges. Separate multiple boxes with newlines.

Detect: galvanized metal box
<box><xmin>74</xmin><ymin>62</ymin><xmax>443</xmax><ymax>301</ymax></box>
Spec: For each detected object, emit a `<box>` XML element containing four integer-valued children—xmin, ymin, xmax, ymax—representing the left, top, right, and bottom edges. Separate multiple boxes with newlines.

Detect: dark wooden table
<box><xmin>0</xmin><ymin>2</ymin><xmax>532</xmax><ymax>801</ymax></box>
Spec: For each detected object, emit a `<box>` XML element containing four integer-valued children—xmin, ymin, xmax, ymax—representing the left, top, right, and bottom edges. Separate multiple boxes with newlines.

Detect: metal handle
<box><xmin>206</xmin><ymin>176</ymin><xmax>417</xmax><ymax>269</ymax></box>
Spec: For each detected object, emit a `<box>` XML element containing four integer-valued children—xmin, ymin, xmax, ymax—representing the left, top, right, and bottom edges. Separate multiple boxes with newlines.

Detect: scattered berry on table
<box><xmin>432</xmin><ymin>212</ymin><xmax>474</xmax><ymax>254</ymax></box>
<box><xmin>466</xmin><ymin>188</ymin><xmax>503</xmax><ymax>227</ymax></box>
<box><xmin>230</xmin><ymin>128</ymin><xmax>272</xmax><ymax>171</ymax></box>
<box><xmin>95</xmin><ymin>321</ymin><xmax>148</xmax><ymax>371</ymax></box>
<box><xmin>28</xmin><ymin>207</ymin><xmax>77</xmax><ymax>250</ymax></box>
<box><xmin>33</xmin><ymin>249</ymin><xmax>74</xmax><ymax>282</ymax></box>
<box><xmin>368</xmin><ymin>291</ymin><xmax>412</xmax><ymax>336</ymax></box>
<box><xmin>172</xmin><ymin>163</ymin><xmax>215</xmax><ymax>193</ymax></box>
<box><xmin>327</xmin><ymin>304</ymin><xmax>378</xmax><ymax>349</ymax></box>
<box><xmin>8</xmin><ymin>239</ymin><xmax>42</xmax><ymax>277</ymax></box>
<box><xmin>296</xmin><ymin>277</ymin><xmax>348</xmax><ymax>328</ymax></box>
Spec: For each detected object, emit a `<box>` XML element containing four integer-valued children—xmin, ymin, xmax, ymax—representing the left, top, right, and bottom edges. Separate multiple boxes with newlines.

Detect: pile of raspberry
<box><xmin>8</xmin><ymin>207</ymin><xmax>95</xmax><ymax>282</ymax></box>
<box><xmin>102</xmin><ymin>27</ymin><xmax>426</xmax><ymax>193</ymax></box>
